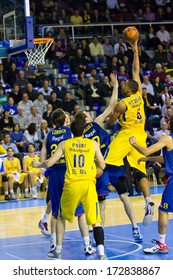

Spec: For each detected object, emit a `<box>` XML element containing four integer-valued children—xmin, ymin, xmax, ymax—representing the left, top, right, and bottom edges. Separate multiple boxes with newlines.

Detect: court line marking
<box><xmin>4</xmin><ymin>253</ymin><xmax>24</xmax><ymax>260</ymax></box>
<box><xmin>105</xmin><ymin>240</ymin><xmax>143</xmax><ymax>259</ymax></box>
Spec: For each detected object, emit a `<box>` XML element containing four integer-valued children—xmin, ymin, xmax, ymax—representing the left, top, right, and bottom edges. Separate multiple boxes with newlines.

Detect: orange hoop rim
<box><xmin>16</xmin><ymin>38</ymin><xmax>54</xmax><ymax>45</ymax></box>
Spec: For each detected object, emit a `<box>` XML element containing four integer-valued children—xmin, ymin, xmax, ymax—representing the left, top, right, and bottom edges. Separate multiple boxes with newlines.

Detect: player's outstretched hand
<box><xmin>110</xmin><ymin>73</ymin><xmax>118</xmax><ymax>87</ymax></box>
<box><xmin>129</xmin><ymin>136</ymin><xmax>137</xmax><ymax>145</ymax></box>
<box><xmin>31</xmin><ymin>160</ymin><xmax>40</xmax><ymax>168</ymax></box>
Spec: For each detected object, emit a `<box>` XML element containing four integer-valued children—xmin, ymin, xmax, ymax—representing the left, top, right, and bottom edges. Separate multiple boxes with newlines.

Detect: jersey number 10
<box><xmin>73</xmin><ymin>154</ymin><xmax>85</xmax><ymax>168</ymax></box>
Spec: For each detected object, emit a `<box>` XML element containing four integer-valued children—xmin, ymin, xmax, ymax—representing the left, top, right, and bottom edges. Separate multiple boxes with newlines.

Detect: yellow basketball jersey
<box><xmin>118</xmin><ymin>91</ymin><xmax>146</xmax><ymax>131</ymax></box>
<box><xmin>64</xmin><ymin>137</ymin><xmax>96</xmax><ymax>183</ymax></box>
<box><xmin>24</xmin><ymin>154</ymin><xmax>40</xmax><ymax>173</ymax></box>
<box><xmin>4</xmin><ymin>157</ymin><xmax>20</xmax><ymax>174</ymax></box>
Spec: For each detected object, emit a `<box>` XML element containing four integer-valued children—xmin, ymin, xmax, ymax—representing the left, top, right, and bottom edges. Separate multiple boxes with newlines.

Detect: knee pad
<box><xmin>98</xmin><ymin>195</ymin><xmax>106</xmax><ymax>202</ymax></box>
<box><xmin>116</xmin><ymin>176</ymin><xmax>128</xmax><ymax>195</ymax></box>
<box><xmin>135</xmin><ymin>170</ymin><xmax>147</xmax><ymax>181</ymax></box>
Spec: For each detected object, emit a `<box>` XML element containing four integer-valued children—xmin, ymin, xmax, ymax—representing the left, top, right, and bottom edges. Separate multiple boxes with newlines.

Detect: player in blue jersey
<box><xmin>75</xmin><ymin>73</ymin><xmax>118</xmax><ymax>225</ymax></box>
<box><xmin>129</xmin><ymin>115</ymin><xmax>173</xmax><ymax>254</ymax></box>
<box><xmin>39</xmin><ymin>108</ymin><xmax>96</xmax><ymax>259</ymax></box>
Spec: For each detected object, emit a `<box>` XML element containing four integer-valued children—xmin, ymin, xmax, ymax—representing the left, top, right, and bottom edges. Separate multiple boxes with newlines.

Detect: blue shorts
<box><xmin>106</xmin><ymin>164</ymin><xmax>126</xmax><ymax>187</ymax></box>
<box><xmin>75</xmin><ymin>203</ymin><xmax>84</xmax><ymax>216</ymax></box>
<box><xmin>159</xmin><ymin>175</ymin><xmax>173</xmax><ymax>212</ymax></box>
<box><xmin>96</xmin><ymin>170</ymin><xmax>109</xmax><ymax>197</ymax></box>
<box><xmin>47</xmin><ymin>168</ymin><xmax>66</xmax><ymax>217</ymax></box>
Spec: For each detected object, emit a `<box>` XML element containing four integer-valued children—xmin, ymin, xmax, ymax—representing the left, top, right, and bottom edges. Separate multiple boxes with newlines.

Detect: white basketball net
<box><xmin>24</xmin><ymin>39</ymin><xmax>53</xmax><ymax>65</ymax></box>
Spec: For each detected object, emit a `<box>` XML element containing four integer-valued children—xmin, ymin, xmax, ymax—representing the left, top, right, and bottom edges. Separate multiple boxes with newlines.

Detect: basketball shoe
<box><xmin>38</xmin><ymin>220</ymin><xmax>51</xmax><ymax>236</ymax></box>
<box><xmin>132</xmin><ymin>226</ymin><xmax>143</xmax><ymax>242</ymax></box>
<box><xmin>143</xmin><ymin>240</ymin><xmax>168</xmax><ymax>254</ymax></box>
<box><xmin>84</xmin><ymin>244</ymin><xmax>96</xmax><ymax>255</ymax></box>
<box><xmin>143</xmin><ymin>202</ymin><xmax>155</xmax><ymax>226</ymax></box>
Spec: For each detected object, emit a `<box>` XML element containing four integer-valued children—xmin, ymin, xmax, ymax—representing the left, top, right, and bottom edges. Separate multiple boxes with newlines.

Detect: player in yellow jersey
<box><xmin>32</xmin><ymin>119</ymin><xmax>107</xmax><ymax>260</ymax></box>
<box><xmin>2</xmin><ymin>147</ymin><xmax>27</xmax><ymax>200</ymax></box>
<box><xmin>105</xmin><ymin>40</ymin><xmax>155</xmax><ymax>226</ymax></box>
<box><xmin>23</xmin><ymin>143</ymin><xmax>43</xmax><ymax>199</ymax></box>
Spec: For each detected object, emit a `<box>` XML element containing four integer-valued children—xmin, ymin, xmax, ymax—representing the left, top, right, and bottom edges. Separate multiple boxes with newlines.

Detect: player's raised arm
<box><xmin>132</xmin><ymin>41</ymin><xmax>142</xmax><ymax>94</ymax></box>
<box><xmin>95</xmin><ymin>73</ymin><xmax>119</xmax><ymax>126</ymax></box>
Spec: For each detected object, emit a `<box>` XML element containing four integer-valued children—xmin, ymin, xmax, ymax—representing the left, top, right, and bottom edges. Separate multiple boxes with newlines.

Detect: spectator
<box><xmin>23</xmin><ymin>123</ymin><xmax>40</xmax><ymax>151</ymax></box>
<box><xmin>113</xmin><ymin>37</ymin><xmax>128</xmax><ymax>56</ymax></box>
<box><xmin>38</xmin><ymin>79</ymin><xmax>53</xmax><ymax>97</ymax></box>
<box><xmin>13</xmin><ymin>106</ymin><xmax>28</xmax><ymax>131</ymax></box>
<box><xmin>42</xmin><ymin>103</ymin><xmax>53</xmax><ymax>128</ymax></box>
<box><xmin>142</xmin><ymin>75</ymin><xmax>155</xmax><ymax>96</ymax></box>
<box><xmin>26</xmin><ymin>106</ymin><xmax>43</xmax><ymax>130</ymax></box>
<box><xmin>48</xmin><ymin>90</ymin><xmax>62</xmax><ymax>111</ymax></box>
<box><xmin>90</xmin><ymin>9</ymin><xmax>103</xmax><ymax>34</ymax></box>
<box><xmin>85</xmin><ymin>76</ymin><xmax>106</xmax><ymax>110</ymax></box>
<box><xmin>6</xmin><ymin>62</ymin><xmax>19</xmax><ymax>87</ymax></box>
<box><xmin>152</xmin><ymin>76</ymin><xmax>164</xmax><ymax>102</ymax></box>
<box><xmin>142</xmin><ymin>87</ymin><xmax>161</xmax><ymax>123</ymax></box>
<box><xmin>155</xmin><ymin>7</ymin><xmax>165</xmax><ymax>21</ymax></box>
<box><xmin>0</xmin><ymin>64</ymin><xmax>9</xmax><ymax>89</ymax></box>
<box><xmin>80</xmin><ymin>39</ymin><xmax>91</xmax><ymax>61</ymax></box>
<box><xmin>3</xmin><ymin>96</ymin><xmax>18</xmax><ymax>116</ymax></box>
<box><xmin>161</xmin><ymin>107</ymin><xmax>173</xmax><ymax>124</ymax></box>
<box><xmin>53</xmin><ymin>78</ymin><xmax>67</xmax><ymax>100</ymax></box>
<box><xmin>103</xmin><ymin>37</ymin><xmax>114</xmax><ymax>68</ymax></box>
<box><xmin>117</xmin><ymin>45</ymin><xmax>129</xmax><ymax>65</ymax></box>
<box><xmin>2</xmin><ymin>133</ymin><xmax>19</xmax><ymax>154</ymax></box>
<box><xmin>107</xmin><ymin>55</ymin><xmax>119</xmax><ymax>75</ymax></box>
<box><xmin>161</xmin><ymin>85</ymin><xmax>173</xmax><ymax>104</ymax></box>
<box><xmin>110</xmin><ymin>27</ymin><xmax>123</xmax><ymax>46</ymax></box>
<box><xmin>89</xmin><ymin>36</ymin><xmax>106</xmax><ymax>65</ymax></box>
<box><xmin>117</xmin><ymin>65</ymin><xmax>129</xmax><ymax>82</ymax></box>
<box><xmin>38</xmin><ymin>119</ymin><xmax>49</xmax><ymax>143</ymax></box>
<box><xmin>33</xmin><ymin>92</ymin><xmax>48</xmax><ymax>116</ymax></box>
<box><xmin>26</xmin><ymin>83</ymin><xmax>38</xmax><ymax>102</ymax></box>
<box><xmin>67</xmin><ymin>41</ymin><xmax>78</xmax><ymax>62</ymax></box>
<box><xmin>22</xmin><ymin>59</ymin><xmax>37</xmax><ymax>86</ymax></box>
<box><xmin>58</xmin><ymin>9</ymin><xmax>70</xmax><ymax>24</ymax></box>
<box><xmin>155</xmin><ymin>43</ymin><xmax>168</xmax><ymax>67</ymax></box>
<box><xmin>76</xmin><ymin>71</ymin><xmax>88</xmax><ymax>99</ymax></box>
<box><xmin>99</xmin><ymin>75</ymin><xmax>113</xmax><ymax>106</ymax></box>
<box><xmin>0</xmin><ymin>86</ymin><xmax>8</xmax><ymax>114</ymax></box>
<box><xmin>165</xmin><ymin>74</ymin><xmax>173</xmax><ymax>91</ymax></box>
<box><xmin>15</xmin><ymin>70</ymin><xmax>29</xmax><ymax>92</ymax></box>
<box><xmin>8</xmin><ymin>84</ymin><xmax>22</xmax><ymax>105</ymax></box>
<box><xmin>51</xmin><ymin>39</ymin><xmax>68</xmax><ymax>69</ymax></box>
<box><xmin>18</xmin><ymin>92</ymin><xmax>34</xmax><ymax>117</ymax></box>
<box><xmin>62</xmin><ymin>91</ymin><xmax>78</xmax><ymax>114</ymax></box>
<box><xmin>156</xmin><ymin>25</ymin><xmax>171</xmax><ymax>48</ymax></box>
<box><xmin>10</xmin><ymin>123</ymin><xmax>26</xmax><ymax>152</ymax></box>
<box><xmin>167</xmin><ymin>44</ymin><xmax>173</xmax><ymax>68</ymax></box>
<box><xmin>138</xmin><ymin>45</ymin><xmax>150</xmax><ymax>72</ymax></box>
<box><xmin>56</xmin><ymin>28</ymin><xmax>68</xmax><ymax>48</ymax></box>
<box><xmin>0</xmin><ymin>110</ymin><xmax>14</xmax><ymax>133</ymax></box>
<box><xmin>146</xmin><ymin>26</ymin><xmax>161</xmax><ymax>49</ymax></box>
<box><xmin>70</xmin><ymin>9</ymin><xmax>83</xmax><ymax>34</ymax></box>
<box><xmin>161</xmin><ymin>96</ymin><xmax>172</xmax><ymax>119</ymax></box>
<box><xmin>143</xmin><ymin>6</ymin><xmax>155</xmax><ymax>21</ymax></box>
<box><xmin>149</xmin><ymin>63</ymin><xmax>166</xmax><ymax>83</ymax></box>
<box><xmin>70</xmin><ymin>48</ymin><xmax>89</xmax><ymax>74</ymax></box>
<box><xmin>35</xmin><ymin>64</ymin><xmax>54</xmax><ymax>87</ymax></box>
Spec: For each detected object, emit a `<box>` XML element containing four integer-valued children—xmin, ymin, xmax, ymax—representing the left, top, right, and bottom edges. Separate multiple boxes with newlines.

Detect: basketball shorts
<box><xmin>61</xmin><ymin>180</ymin><xmax>101</xmax><ymax>225</ymax></box>
<box><xmin>7</xmin><ymin>172</ymin><xmax>27</xmax><ymax>184</ymax></box>
<box><xmin>96</xmin><ymin>170</ymin><xmax>109</xmax><ymax>197</ymax></box>
<box><xmin>106</xmin><ymin>164</ymin><xmax>127</xmax><ymax>192</ymax></box>
<box><xmin>159</xmin><ymin>175</ymin><xmax>173</xmax><ymax>213</ymax></box>
<box><xmin>47</xmin><ymin>168</ymin><xmax>66</xmax><ymax>217</ymax></box>
<box><xmin>105</xmin><ymin>129</ymin><xmax>147</xmax><ymax>174</ymax></box>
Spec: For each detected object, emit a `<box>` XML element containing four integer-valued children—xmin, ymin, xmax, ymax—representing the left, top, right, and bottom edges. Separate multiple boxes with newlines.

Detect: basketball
<box><xmin>123</xmin><ymin>26</ymin><xmax>139</xmax><ymax>44</ymax></box>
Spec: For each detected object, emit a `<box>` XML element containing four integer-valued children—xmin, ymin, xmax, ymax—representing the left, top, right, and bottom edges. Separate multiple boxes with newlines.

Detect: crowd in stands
<box><xmin>0</xmin><ymin>0</ymin><xmax>173</xmax><ymax>198</ymax></box>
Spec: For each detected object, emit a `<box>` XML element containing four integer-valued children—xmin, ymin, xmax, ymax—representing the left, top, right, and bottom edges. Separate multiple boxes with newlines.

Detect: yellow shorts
<box><xmin>61</xmin><ymin>180</ymin><xmax>101</xmax><ymax>225</ymax></box>
<box><xmin>7</xmin><ymin>173</ymin><xmax>27</xmax><ymax>184</ymax></box>
<box><xmin>105</xmin><ymin>129</ymin><xmax>147</xmax><ymax>174</ymax></box>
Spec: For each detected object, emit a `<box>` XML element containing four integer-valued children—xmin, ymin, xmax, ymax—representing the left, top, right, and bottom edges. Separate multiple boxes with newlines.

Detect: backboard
<box><xmin>0</xmin><ymin>0</ymin><xmax>34</xmax><ymax>56</ymax></box>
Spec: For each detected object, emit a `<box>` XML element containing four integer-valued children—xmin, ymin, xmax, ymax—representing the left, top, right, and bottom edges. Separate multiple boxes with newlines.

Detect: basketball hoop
<box><xmin>24</xmin><ymin>38</ymin><xmax>54</xmax><ymax>66</ymax></box>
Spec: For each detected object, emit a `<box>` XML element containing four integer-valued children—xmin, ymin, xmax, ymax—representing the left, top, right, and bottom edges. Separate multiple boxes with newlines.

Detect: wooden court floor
<box><xmin>1</xmin><ymin>186</ymin><xmax>173</xmax><ymax>260</ymax></box>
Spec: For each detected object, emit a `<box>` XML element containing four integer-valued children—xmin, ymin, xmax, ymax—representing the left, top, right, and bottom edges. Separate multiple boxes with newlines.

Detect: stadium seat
<box><xmin>68</xmin><ymin>74</ymin><xmax>78</xmax><ymax>85</ymax></box>
<box><xmin>59</xmin><ymin>64</ymin><xmax>72</xmax><ymax>74</ymax></box>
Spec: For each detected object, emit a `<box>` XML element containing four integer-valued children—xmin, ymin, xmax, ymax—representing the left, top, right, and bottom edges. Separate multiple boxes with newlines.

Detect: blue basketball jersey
<box><xmin>84</xmin><ymin>122</ymin><xmax>110</xmax><ymax>156</ymax></box>
<box><xmin>46</xmin><ymin>125</ymin><xmax>72</xmax><ymax>170</ymax></box>
<box><xmin>163</xmin><ymin>133</ymin><xmax>173</xmax><ymax>175</ymax></box>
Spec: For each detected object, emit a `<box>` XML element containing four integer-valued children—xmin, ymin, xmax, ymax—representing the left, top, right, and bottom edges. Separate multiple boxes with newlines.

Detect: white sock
<box><xmin>97</xmin><ymin>244</ymin><xmax>104</xmax><ymax>256</ymax></box>
<box><xmin>41</xmin><ymin>214</ymin><xmax>49</xmax><ymax>223</ymax></box>
<box><xmin>10</xmin><ymin>189</ymin><xmax>14</xmax><ymax>194</ymax></box>
<box><xmin>5</xmin><ymin>191</ymin><xmax>8</xmax><ymax>195</ymax></box>
<box><xmin>83</xmin><ymin>236</ymin><xmax>90</xmax><ymax>247</ymax></box>
<box><xmin>31</xmin><ymin>187</ymin><xmax>36</xmax><ymax>193</ymax></box>
<box><xmin>25</xmin><ymin>188</ymin><xmax>29</xmax><ymax>193</ymax></box>
<box><xmin>55</xmin><ymin>245</ymin><xmax>62</xmax><ymax>253</ymax></box>
<box><xmin>145</xmin><ymin>196</ymin><xmax>151</xmax><ymax>204</ymax></box>
<box><xmin>50</xmin><ymin>232</ymin><xmax>56</xmax><ymax>245</ymax></box>
<box><xmin>159</xmin><ymin>234</ymin><xmax>166</xmax><ymax>244</ymax></box>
